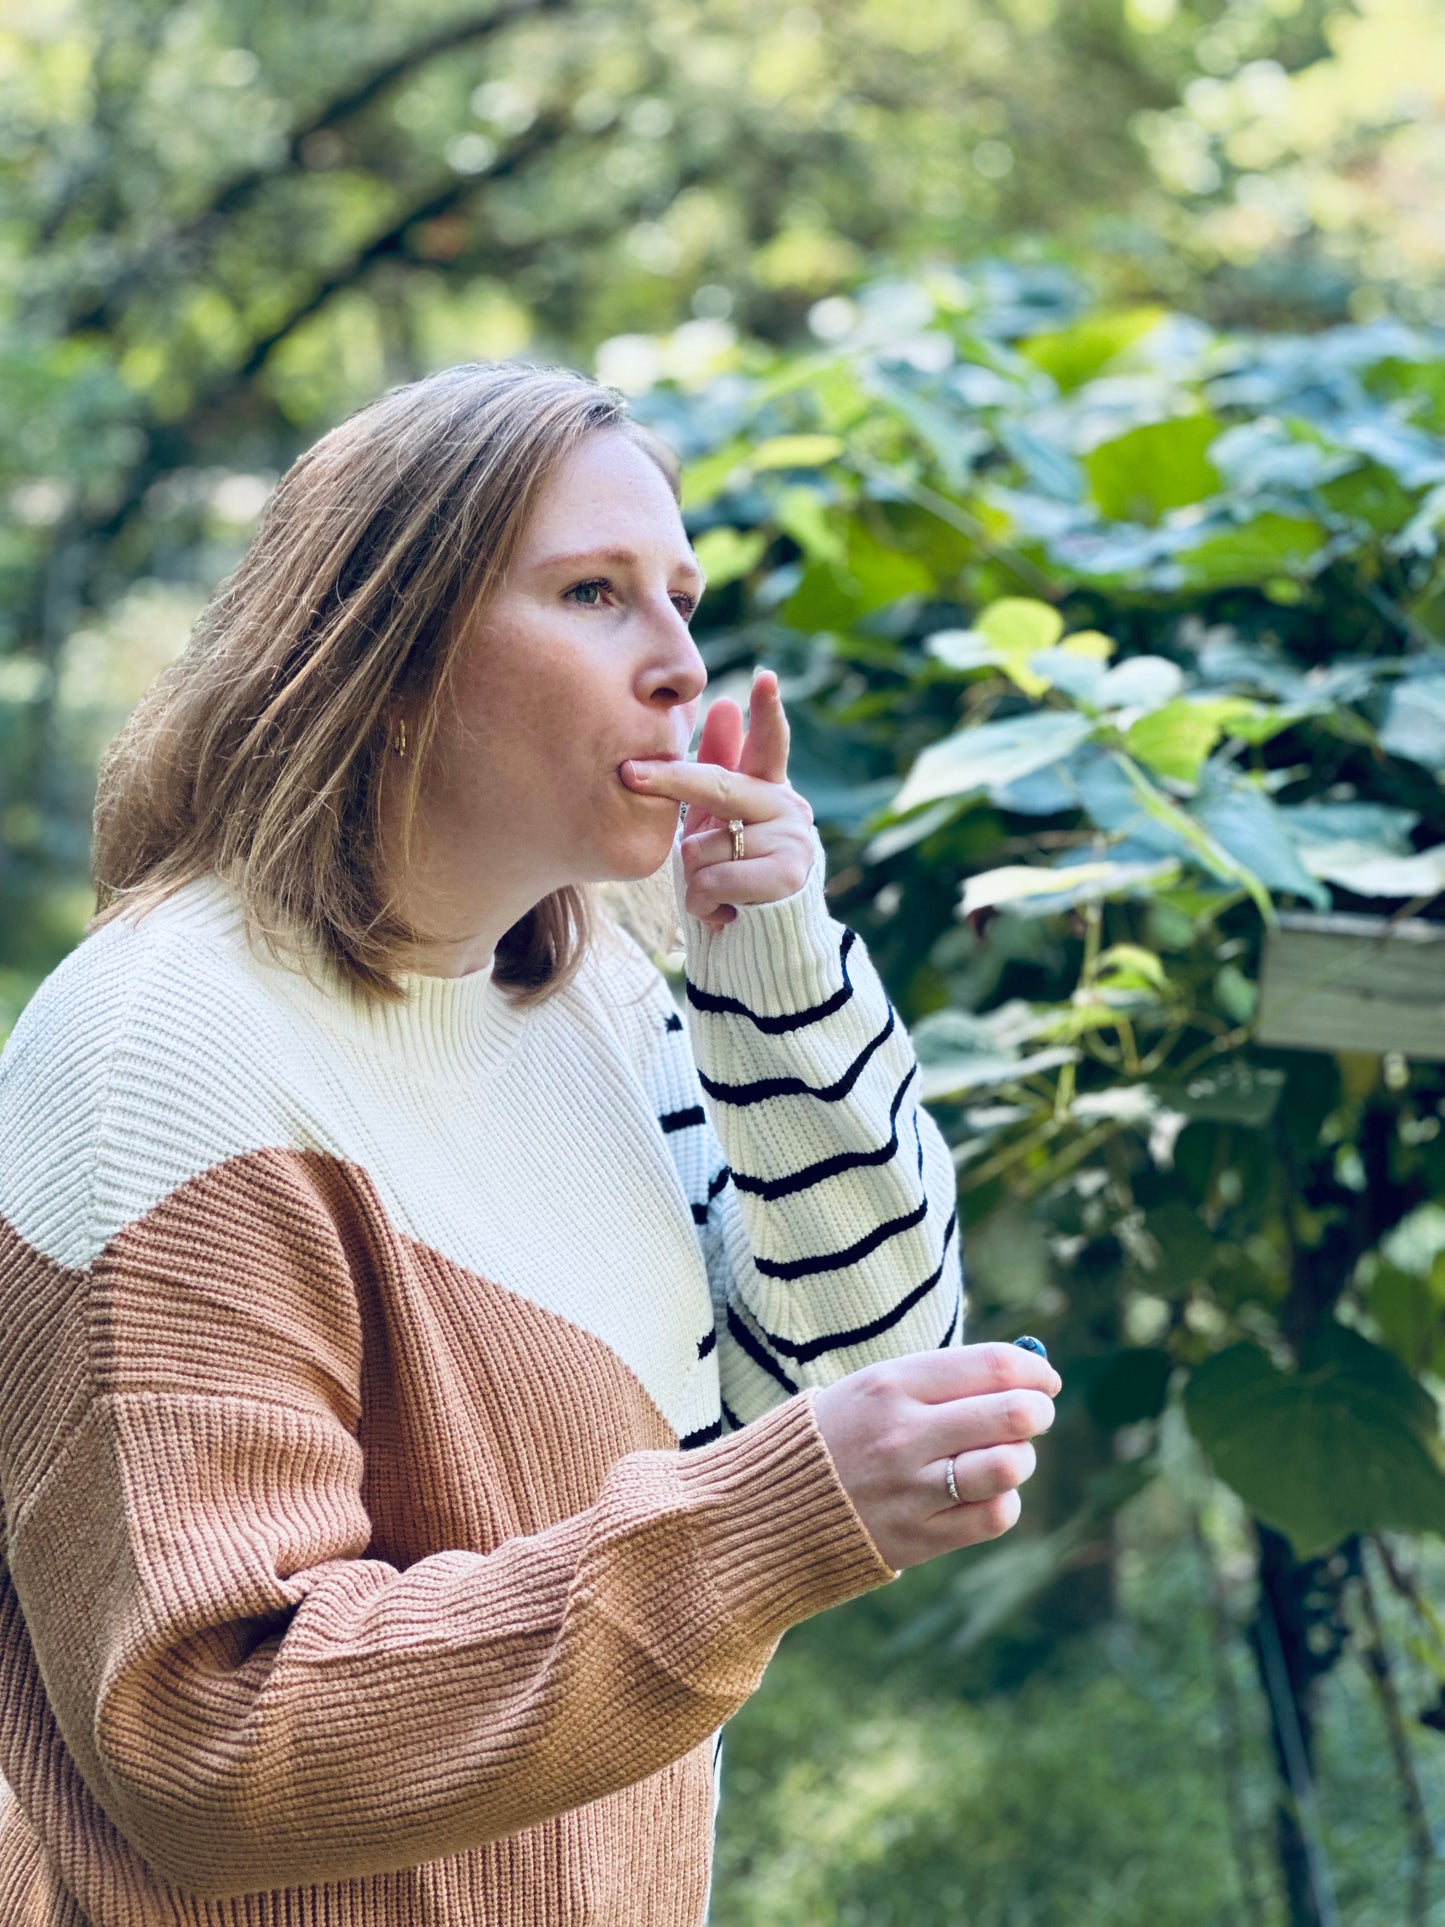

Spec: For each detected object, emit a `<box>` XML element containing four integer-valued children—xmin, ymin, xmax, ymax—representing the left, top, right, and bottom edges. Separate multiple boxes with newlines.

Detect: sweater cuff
<box><xmin>672</xmin><ymin>823</ymin><xmax>845</xmax><ymax>1015</ymax></box>
<box><xmin>672</xmin><ymin>1387</ymin><xmax>897</xmax><ymax>1643</ymax></box>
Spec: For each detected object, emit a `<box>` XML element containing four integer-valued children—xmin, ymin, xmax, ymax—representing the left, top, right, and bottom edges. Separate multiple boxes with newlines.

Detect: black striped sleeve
<box><xmin>728</xmin><ymin>1202</ymin><xmax>955</xmax><ymax>1372</ymax></box>
<box><xmin>697</xmin><ymin>1002</ymin><xmax>893</xmax><ymax>1109</ymax></box>
<box><xmin>726</xmin><ymin>1064</ymin><xmax>918</xmax><ymax>1202</ymax></box>
<box><xmin>684</xmin><ymin>928</ymin><xmax>860</xmax><ymax>1032</ymax></box>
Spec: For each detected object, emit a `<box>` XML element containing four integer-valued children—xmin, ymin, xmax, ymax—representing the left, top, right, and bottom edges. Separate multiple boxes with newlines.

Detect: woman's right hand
<box><xmin>810</xmin><ymin>1343</ymin><xmax>1062</xmax><ymax>1571</ymax></box>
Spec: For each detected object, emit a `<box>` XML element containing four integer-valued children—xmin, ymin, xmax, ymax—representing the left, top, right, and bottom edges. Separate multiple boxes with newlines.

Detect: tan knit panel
<box><xmin>89</xmin><ymin>1148</ymin><xmax>679</xmax><ymax>1558</ymax></box>
<box><xmin>0</xmin><ymin>1153</ymin><xmax>717</xmax><ymax>1925</ymax></box>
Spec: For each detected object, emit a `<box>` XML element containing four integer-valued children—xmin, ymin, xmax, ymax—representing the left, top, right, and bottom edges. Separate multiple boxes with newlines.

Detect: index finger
<box><xmin>877</xmin><ymin>1342</ymin><xmax>1062</xmax><ymax>1404</ymax></box>
<box><xmin>618</xmin><ymin>756</ymin><xmax>784</xmax><ymax>821</ymax></box>
<box><xmin>740</xmin><ymin>668</ymin><xmax>790</xmax><ymax>786</ymax></box>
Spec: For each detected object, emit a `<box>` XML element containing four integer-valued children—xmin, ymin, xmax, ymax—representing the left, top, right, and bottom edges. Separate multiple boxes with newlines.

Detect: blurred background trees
<box><xmin>5</xmin><ymin>2</ymin><xmax>1445</xmax><ymax>1921</ymax></box>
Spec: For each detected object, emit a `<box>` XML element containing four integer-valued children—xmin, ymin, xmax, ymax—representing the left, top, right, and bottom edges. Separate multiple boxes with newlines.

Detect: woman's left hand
<box><xmin>619</xmin><ymin>668</ymin><xmax>816</xmax><ymax>932</ymax></box>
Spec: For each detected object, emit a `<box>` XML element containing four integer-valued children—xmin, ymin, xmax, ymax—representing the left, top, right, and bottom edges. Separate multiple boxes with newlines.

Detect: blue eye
<box><xmin>566</xmin><ymin>579</ymin><xmax>608</xmax><ymax>607</ymax></box>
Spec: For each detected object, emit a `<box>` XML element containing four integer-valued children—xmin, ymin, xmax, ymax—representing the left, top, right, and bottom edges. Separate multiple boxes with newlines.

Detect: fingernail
<box><xmin>624</xmin><ymin>761</ymin><xmax>650</xmax><ymax>783</ymax></box>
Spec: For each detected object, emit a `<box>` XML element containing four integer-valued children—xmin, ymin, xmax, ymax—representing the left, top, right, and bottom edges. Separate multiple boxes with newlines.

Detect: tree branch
<box><xmin>231</xmin><ymin>112</ymin><xmax>564</xmax><ymax>382</ymax></box>
<box><xmin>59</xmin><ymin>0</ymin><xmax>570</xmax><ymax>336</ymax></box>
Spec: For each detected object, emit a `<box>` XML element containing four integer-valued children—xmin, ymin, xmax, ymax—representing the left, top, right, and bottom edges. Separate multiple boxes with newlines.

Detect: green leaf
<box><xmin>892</xmin><ymin>710</ymin><xmax>1096</xmax><ymax>815</ymax></box>
<box><xmin>773</xmin><ymin>484</ymin><xmax>848</xmax><ymax>567</ymax></box>
<box><xmin>1113</xmin><ymin>754</ymin><xmax>1274</xmax><ymax>919</ymax></box>
<box><xmin>680</xmin><ymin>440</ymin><xmax>753</xmax><ymax>510</ymax></box>
<box><xmin>1175</xmin><ymin>513</ymin><xmax>1327</xmax><ymax>590</ymax></box>
<box><xmin>1184</xmin><ymin>1324</ymin><xmax>1445</xmax><ymax>1557</ymax></box>
<box><xmin>1017</xmin><ymin>306</ymin><xmax>1170</xmax><ymax>391</ymax></box>
<box><xmin>1125</xmin><ymin>700</ymin><xmax>1229</xmax><ymax>783</ymax></box>
<box><xmin>1095</xmin><ymin>943</ymin><xmax>1168</xmax><ymax>993</ymax></box>
<box><xmin>1148</xmin><ymin>1061</ymin><xmax>1286</xmax><ymax>1127</ymax></box>
<box><xmin>1084</xmin><ymin>413</ymin><xmax>1223</xmax><ymax>525</ymax></box>
<box><xmin>959</xmin><ymin>857</ymin><xmax>1179</xmax><ymax>919</ymax></box>
<box><xmin>1368</xmin><ymin>1264</ymin><xmax>1445</xmax><ymax>1378</ymax></box>
<box><xmin>1379</xmin><ymin>675</ymin><xmax>1445</xmax><ymax>771</ymax></box>
<box><xmin>1075</xmin><ymin>1348</ymin><xmax>1174</xmax><ymax>1428</ymax></box>
<box><xmin>691</xmin><ymin>526</ymin><xmax>768</xmax><ymax>590</ymax></box>
<box><xmin>748</xmin><ymin>432</ymin><xmax>846</xmax><ymax>472</ymax></box>
<box><xmin>975</xmin><ymin>597</ymin><xmax>1065</xmax><ymax>697</ymax></box>
<box><xmin>1191</xmin><ymin>783</ymin><xmax>1330</xmax><ymax>910</ymax></box>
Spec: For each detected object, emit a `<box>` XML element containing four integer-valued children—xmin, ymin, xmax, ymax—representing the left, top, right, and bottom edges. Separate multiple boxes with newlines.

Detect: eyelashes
<box><xmin>564</xmin><ymin>577</ymin><xmax>698</xmax><ymax>621</ymax></box>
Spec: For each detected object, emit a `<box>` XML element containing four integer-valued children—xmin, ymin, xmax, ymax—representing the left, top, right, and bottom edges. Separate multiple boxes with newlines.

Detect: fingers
<box><xmin>924</xmin><ymin>1489</ymin><xmax>1023</xmax><ymax>1557</ymax></box>
<box><xmin>620</xmin><ymin>755</ymin><xmax>790</xmax><ymax>821</ymax></box>
<box><xmin>684</xmin><ymin>858</ymin><xmax>814</xmax><ymax>912</ymax></box>
<box><xmin>695</xmin><ymin>694</ymin><xmax>745</xmax><ymax>774</ymax></box>
<box><xmin>740</xmin><ymin>668</ymin><xmax>789</xmax><ymax>785</ymax></box>
<box><xmin>914</xmin><ymin>1386</ymin><xmax>1057</xmax><ymax>1462</ymax></box>
<box><xmin>927</xmin><ymin>1440</ymin><xmax>1037</xmax><ymax>1512</ymax></box>
<box><xmin>866</xmin><ymin>1343</ymin><xmax>1062</xmax><ymax>1406</ymax></box>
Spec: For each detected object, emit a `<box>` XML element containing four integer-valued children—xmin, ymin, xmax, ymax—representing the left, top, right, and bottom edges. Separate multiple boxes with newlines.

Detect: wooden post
<box><xmin>1256</xmin><ymin>914</ymin><xmax>1445</xmax><ymax>1061</ymax></box>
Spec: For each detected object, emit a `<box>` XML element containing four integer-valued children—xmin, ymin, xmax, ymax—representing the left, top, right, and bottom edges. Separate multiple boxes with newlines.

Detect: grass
<box><xmin>710</xmin><ymin>1454</ymin><xmax>1445</xmax><ymax>1927</ymax></box>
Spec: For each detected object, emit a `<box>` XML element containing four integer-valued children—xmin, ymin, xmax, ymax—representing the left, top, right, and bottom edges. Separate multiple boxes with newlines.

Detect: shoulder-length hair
<box><xmin>90</xmin><ymin>361</ymin><xmax>683</xmax><ymax>1005</ymax></box>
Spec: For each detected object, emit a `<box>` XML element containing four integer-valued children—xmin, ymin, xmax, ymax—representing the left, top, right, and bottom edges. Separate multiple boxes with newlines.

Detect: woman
<box><xmin>0</xmin><ymin>362</ymin><xmax>1059</xmax><ymax>1926</ymax></box>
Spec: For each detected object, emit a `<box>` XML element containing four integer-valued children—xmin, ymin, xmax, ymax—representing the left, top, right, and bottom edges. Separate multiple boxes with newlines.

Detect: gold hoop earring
<box><xmin>392</xmin><ymin>718</ymin><xmax>407</xmax><ymax>757</ymax></box>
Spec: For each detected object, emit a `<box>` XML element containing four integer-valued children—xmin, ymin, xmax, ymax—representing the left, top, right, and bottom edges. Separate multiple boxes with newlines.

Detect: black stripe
<box><xmin>697</xmin><ymin>1326</ymin><xmax>717</xmax><ymax>1360</ymax></box>
<box><xmin>691</xmin><ymin>1164</ymin><xmax>733</xmax><ymax>1224</ymax></box>
<box><xmin>755</xmin><ymin>1195</ymin><xmax>930</xmax><ymax>1281</ymax></box>
<box><xmin>659</xmin><ymin>1104</ymin><xmax>706</xmax><ymax>1134</ymax></box>
<box><xmin>686</xmin><ymin>929</ymin><xmax>859</xmax><ymax>1032</ymax></box>
<box><xmin>680</xmin><ymin>1418</ymin><xmax>723</xmax><ymax>1449</ymax></box>
<box><xmin>742</xmin><ymin>1210</ymin><xmax>960</xmax><ymax>1365</ymax></box>
<box><xmin>938</xmin><ymin>1293</ymin><xmax>961</xmax><ymax>1347</ymax></box>
<box><xmin>699</xmin><ymin>1006</ymin><xmax>896</xmax><ymax>1107</ymax></box>
<box><xmin>721</xmin><ymin>1396</ymin><xmax>744</xmax><ymax>1431</ymax></box>
<box><xmin>725</xmin><ymin>1305</ymin><xmax>799</xmax><ymax>1394</ymax></box>
<box><xmin>730</xmin><ymin>1065</ymin><xmax>918</xmax><ymax>1202</ymax></box>
<box><xmin>665</xmin><ymin>1011</ymin><xmax>683</xmax><ymax>1031</ymax></box>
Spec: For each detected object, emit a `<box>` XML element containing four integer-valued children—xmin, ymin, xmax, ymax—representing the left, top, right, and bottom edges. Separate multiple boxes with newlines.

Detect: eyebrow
<box><xmin>534</xmin><ymin>545</ymin><xmax>707</xmax><ymax>591</ymax></box>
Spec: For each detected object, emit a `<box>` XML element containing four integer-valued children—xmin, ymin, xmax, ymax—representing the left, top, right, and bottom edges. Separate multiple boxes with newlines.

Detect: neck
<box><xmin>382</xmin><ymin>821</ymin><xmax>565</xmax><ymax>981</ymax></box>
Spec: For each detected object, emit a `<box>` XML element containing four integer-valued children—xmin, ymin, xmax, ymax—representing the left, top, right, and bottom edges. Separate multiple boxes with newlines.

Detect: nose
<box><xmin>639</xmin><ymin>605</ymin><xmax>707</xmax><ymax>715</ymax></box>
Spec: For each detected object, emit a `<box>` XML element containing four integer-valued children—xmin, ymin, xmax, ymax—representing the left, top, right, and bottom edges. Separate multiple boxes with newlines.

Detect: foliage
<box><xmin>626</xmin><ymin>260</ymin><xmax>1445</xmax><ymax>1611</ymax></box>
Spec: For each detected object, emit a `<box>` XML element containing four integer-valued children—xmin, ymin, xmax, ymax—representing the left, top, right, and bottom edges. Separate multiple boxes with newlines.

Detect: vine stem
<box><xmin>1356</xmin><ymin>1542</ymin><xmax>1437</xmax><ymax>1925</ymax></box>
<box><xmin>1189</xmin><ymin>1505</ymin><xmax>1276</xmax><ymax>1927</ymax></box>
<box><xmin>1256</xmin><ymin>1582</ymin><xmax>1341</xmax><ymax>1927</ymax></box>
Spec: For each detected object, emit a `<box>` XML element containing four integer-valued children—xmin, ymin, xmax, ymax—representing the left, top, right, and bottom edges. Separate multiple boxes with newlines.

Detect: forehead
<box><xmin>516</xmin><ymin>430</ymin><xmax>687</xmax><ymax>561</ymax></box>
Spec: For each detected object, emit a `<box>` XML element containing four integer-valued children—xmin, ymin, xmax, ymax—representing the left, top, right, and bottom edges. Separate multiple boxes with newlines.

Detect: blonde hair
<box><xmin>90</xmin><ymin>362</ymin><xmax>683</xmax><ymax>1004</ymax></box>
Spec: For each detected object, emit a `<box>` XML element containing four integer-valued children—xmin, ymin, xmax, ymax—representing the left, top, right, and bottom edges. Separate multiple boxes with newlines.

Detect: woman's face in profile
<box><xmin>422</xmin><ymin>428</ymin><xmax>709</xmax><ymax>895</ymax></box>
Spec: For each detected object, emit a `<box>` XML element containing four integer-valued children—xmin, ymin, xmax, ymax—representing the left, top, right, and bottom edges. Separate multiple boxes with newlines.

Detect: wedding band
<box><xmin>944</xmin><ymin>1456</ymin><xmax>962</xmax><ymax>1507</ymax></box>
<box><xmin>728</xmin><ymin>818</ymin><xmax>746</xmax><ymax>862</ymax></box>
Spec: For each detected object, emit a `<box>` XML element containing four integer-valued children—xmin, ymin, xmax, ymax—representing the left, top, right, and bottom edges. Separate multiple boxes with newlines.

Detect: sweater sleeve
<box><xmin>665</xmin><ymin>823</ymin><xmax>965</xmax><ymax>1429</ymax></box>
<box><xmin>3</xmin><ymin>1147</ymin><xmax>895</xmax><ymax>1901</ymax></box>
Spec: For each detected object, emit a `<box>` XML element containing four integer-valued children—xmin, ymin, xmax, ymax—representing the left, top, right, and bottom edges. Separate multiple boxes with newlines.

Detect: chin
<box><xmin>606</xmin><ymin>823</ymin><xmax>678</xmax><ymax>882</ymax></box>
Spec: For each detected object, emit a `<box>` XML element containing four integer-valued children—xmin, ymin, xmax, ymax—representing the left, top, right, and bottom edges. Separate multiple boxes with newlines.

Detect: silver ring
<box><xmin>728</xmin><ymin>818</ymin><xmax>746</xmax><ymax>862</ymax></box>
<box><xmin>944</xmin><ymin>1456</ymin><xmax>962</xmax><ymax>1507</ymax></box>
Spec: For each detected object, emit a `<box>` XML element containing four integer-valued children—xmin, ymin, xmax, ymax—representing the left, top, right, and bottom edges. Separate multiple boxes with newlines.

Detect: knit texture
<box><xmin>0</xmin><ymin>823</ymin><xmax>964</xmax><ymax>1925</ymax></box>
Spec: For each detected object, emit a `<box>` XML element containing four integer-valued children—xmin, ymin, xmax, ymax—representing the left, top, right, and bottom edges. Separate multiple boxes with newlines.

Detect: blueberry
<box><xmin>1013</xmin><ymin>1335</ymin><xmax>1048</xmax><ymax>1359</ymax></box>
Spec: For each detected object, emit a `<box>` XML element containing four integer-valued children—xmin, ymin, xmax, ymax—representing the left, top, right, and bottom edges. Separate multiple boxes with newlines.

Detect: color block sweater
<box><xmin>0</xmin><ymin>824</ymin><xmax>964</xmax><ymax>1927</ymax></box>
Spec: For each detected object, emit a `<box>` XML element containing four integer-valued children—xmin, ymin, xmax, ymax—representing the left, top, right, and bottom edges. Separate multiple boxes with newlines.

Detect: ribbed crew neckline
<box><xmin>369</xmin><ymin>958</ymin><xmax>530</xmax><ymax>1081</ymax></box>
<box><xmin>146</xmin><ymin>875</ymin><xmax>532</xmax><ymax>1082</ymax></box>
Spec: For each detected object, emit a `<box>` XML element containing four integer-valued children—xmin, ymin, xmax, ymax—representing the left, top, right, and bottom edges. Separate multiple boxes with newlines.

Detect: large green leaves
<box><xmin>1184</xmin><ymin>1323</ymin><xmax>1445</xmax><ymax>1557</ymax></box>
<box><xmin>1083</xmin><ymin>414</ymin><xmax>1222</xmax><ymax>525</ymax></box>
<box><xmin>891</xmin><ymin>710</ymin><xmax>1095</xmax><ymax>814</ymax></box>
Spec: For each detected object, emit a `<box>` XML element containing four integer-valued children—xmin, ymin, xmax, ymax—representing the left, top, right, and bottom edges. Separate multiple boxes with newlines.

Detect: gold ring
<box><xmin>728</xmin><ymin>818</ymin><xmax>746</xmax><ymax>862</ymax></box>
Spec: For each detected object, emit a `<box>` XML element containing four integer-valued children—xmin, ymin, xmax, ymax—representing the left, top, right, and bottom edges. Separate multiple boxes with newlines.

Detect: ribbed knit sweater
<box><xmin>0</xmin><ymin>823</ymin><xmax>964</xmax><ymax>1926</ymax></box>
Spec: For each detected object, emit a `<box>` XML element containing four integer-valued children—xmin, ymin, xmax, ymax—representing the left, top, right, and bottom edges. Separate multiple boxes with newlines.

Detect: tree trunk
<box><xmin>1247</xmin><ymin>1523</ymin><xmax>1358</xmax><ymax>1927</ymax></box>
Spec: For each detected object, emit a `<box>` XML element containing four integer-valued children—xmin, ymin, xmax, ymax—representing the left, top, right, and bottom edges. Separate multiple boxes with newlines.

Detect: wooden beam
<box><xmin>1256</xmin><ymin>913</ymin><xmax>1445</xmax><ymax>1061</ymax></box>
